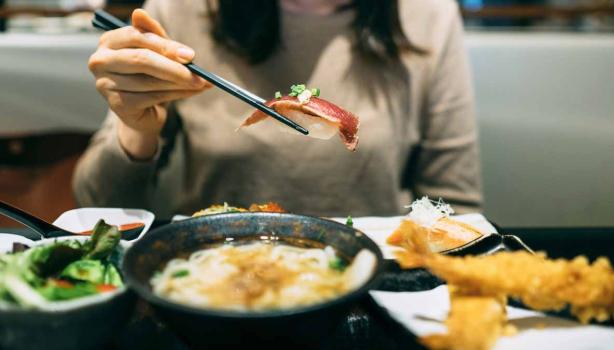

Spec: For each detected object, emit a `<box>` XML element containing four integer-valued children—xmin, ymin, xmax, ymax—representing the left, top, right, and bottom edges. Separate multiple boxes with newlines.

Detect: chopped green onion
<box><xmin>274</xmin><ymin>91</ymin><xmax>282</xmax><ymax>99</ymax></box>
<box><xmin>290</xmin><ymin>84</ymin><xmax>306</xmax><ymax>95</ymax></box>
<box><xmin>346</xmin><ymin>215</ymin><xmax>353</xmax><ymax>227</ymax></box>
<box><xmin>283</xmin><ymin>84</ymin><xmax>320</xmax><ymax>99</ymax></box>
<box><xmin>171</xmin><ymin>269</ymin><xmax>190</xmax><ymax>278</ymax></box>
<box><xmin>329</xmin><ymin>257</ymin><xmax>346</xmax><ymax>272</ymax></box>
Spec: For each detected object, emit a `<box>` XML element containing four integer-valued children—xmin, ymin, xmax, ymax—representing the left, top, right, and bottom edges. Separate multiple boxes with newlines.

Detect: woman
<box><xmin>74</xmin><ymin>0</ymin><xmax>482</xmax><ymax>218</ymax></box>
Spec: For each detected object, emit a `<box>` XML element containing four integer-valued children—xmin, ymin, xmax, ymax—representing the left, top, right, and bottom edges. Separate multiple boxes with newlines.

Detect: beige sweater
<box><xmin>73</xmin><ymin>0</ymin><xmax>482</xmax><ymax>218</ymax></box>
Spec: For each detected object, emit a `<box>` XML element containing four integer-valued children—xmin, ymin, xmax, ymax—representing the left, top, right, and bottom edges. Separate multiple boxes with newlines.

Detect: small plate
<box><xmin>53</xmin><ymin>208</ymin><xmax>155</xmax><ymax>242</ymax></box>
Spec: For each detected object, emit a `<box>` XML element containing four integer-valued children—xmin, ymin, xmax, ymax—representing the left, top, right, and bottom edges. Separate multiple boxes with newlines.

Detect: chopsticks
<box><xmin>92</xmin><ymin>10</ymin><xmax>309</xmax><ymax>136</ymax></box>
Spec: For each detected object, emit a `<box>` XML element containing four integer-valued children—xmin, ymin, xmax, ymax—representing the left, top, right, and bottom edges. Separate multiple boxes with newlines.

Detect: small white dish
<box><xmin>53</xmin><ymin>208</ymin><xmax>155</xmax><ymax>242</ymax></box>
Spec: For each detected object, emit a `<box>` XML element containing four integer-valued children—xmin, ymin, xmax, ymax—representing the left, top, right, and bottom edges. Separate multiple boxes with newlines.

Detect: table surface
<box><xmin>2</xmin><ymin>223</ymin><xmax>613</xmax><ymax>349</ymax></box>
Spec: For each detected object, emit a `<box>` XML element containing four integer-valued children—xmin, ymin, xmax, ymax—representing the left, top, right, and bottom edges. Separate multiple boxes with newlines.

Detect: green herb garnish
<box><xmin>281</xmin><ymin>84</ymin><xmax>320</xmax><ymax>99</ymax></box>
<box><xmin>171</xmin><ymin>270</ymin><xmax>190</xmax><ymax>278</ymax></box>
<box><xmin>329</xmin><ymin>257</ymin><xmax>346</xmax><ymax>272</ymax></box>
<box><xmin>291</xmin><ymin>84</ymin><xmax>306</xmax><ymax>94</ymax></box>
<box><xmin>345</xmin><ymin>215</ymin><xmax>353</xmax><ymax>227</ymax></box>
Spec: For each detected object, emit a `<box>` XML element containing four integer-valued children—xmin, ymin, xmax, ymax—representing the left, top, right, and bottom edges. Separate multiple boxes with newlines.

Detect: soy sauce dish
<box><xmin>0</xmin><ymin>221</ymin><xmax>134</xmax><ymax>350</ymax></box>
<box><xmin>123</xmin><ymin>212</ymin><xmax>384</xmax><ymax>347</ymax></box>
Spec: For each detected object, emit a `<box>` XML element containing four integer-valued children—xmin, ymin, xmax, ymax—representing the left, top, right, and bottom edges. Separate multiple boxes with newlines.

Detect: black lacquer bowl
<box><xmin>122</xmin><ymin>212</ymin><xmax>384</xmax><ymax>348</ymax></box>
<box><xmin>0</xmin><ymin>291</ymin><xmax>134</xmax><ymax>350</ymax></box>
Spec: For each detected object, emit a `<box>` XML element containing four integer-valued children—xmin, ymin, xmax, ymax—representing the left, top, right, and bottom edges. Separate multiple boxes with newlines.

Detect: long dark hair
<box><xmin>206</xmin><ymin>0</ymin><xmax>425</xmax><ymax>64</ymax></box>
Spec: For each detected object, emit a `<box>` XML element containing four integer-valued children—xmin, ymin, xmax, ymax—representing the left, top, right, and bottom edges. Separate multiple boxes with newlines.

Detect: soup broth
<box><xmin>151</xmin><ymin>241</ymin><xmax>375</xmax><ymax>311</ymax></box>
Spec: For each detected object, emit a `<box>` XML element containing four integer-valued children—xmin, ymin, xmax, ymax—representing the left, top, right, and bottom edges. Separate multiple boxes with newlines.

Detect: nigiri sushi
<box><xmin>239</xmin><ymin>85</ymin><xmax>360</xmax><ymax>151</ymax></box>
<box><xmin>387</xmin><ymin>197</ymin><xmax>483</xmax><ymax>254</ymax></box>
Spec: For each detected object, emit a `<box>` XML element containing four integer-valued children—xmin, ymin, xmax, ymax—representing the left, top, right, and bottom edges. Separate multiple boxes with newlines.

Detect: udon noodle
<box><xmin>151</xmin><ymin>242</ymin><xmax>376</xmax><ymax>311</ymax></box>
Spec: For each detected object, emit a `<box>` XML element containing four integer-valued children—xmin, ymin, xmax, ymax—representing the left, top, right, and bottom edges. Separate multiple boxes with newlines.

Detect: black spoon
<box><xmin>0</xmin><ymin>200</ymin><xmax>78</xmax><ymax>240</ymax></box>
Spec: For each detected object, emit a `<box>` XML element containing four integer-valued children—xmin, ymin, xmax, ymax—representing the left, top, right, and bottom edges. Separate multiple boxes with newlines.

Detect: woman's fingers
<box><xmin>105</xmin><ymin>89</ymin><xmax>202</xmax><ymax>119</ymax></box>
<box><xmin>89</xmin><ymin>8</ymin><xmax>210</xmax><ymax>135</ymax></box>
<box><xmin>132</xmin><ymin>9</ymin><xmax>168</xmax><ymax>38</ymax></box>
<box><xmin>90</xmin><ymin>48</ymin><xmax>206</xmax><ymax>86</ymax></box>
<box><xmin>99</xmin><ymin>26</ymin><xmax>195</xmax><ymax>64</ymax></box>
<box><xmin>96</xmin><ymin>73</ymin><xmax>209</xmax><ymax>93</ymax></box>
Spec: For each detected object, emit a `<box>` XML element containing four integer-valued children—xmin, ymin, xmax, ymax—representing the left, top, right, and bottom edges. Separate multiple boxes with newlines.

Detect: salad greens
<box><xmin>0</xmin><ymin>220</ymin><xmax>123</xmax><ymax>308</ymax></box>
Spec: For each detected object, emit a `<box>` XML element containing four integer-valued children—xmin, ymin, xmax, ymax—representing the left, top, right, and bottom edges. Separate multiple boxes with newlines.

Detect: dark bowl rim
<box><xmin>123</xmin><ymin>212</ymin><xmax>385</xmax><ymax>319</ymax></box>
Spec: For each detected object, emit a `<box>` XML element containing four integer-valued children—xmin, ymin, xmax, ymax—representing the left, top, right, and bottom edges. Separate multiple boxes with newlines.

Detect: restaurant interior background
<box><xmin>0</xmin><ymin>0</ymin><xmax>612</xmax><ymax>228</ymax></box>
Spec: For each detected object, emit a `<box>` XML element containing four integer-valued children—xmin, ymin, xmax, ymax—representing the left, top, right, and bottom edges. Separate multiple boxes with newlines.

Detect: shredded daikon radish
<box><xmin>405</xmin><ymin>196</ymin><xmax>454</xmax><ymax>228</ymax></box>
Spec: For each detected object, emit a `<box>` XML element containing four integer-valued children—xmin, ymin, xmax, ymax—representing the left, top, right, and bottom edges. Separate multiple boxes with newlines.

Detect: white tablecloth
<box><xmin>1</xmin><ymin>31</ymin><xmax>613</xmax><ymax>227</ymax></box>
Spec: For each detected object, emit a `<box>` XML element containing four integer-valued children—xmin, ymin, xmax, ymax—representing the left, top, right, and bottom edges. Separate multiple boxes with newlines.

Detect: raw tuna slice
<box><xmin>240</xmin><ymin>95</ymin><xmax>360</xmax><ymax>151</ymax></box>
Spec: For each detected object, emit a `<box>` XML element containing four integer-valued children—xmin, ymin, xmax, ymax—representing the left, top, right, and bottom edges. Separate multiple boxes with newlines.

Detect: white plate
<box><xmin>370</xmin><ymin>285</ymin><xmax>614</xmax><ymax>350</ymax></box>
<box><xmin>53</xmin><ymin>208</ymin><xmax>155</xmax><ymax>242</ymax></box>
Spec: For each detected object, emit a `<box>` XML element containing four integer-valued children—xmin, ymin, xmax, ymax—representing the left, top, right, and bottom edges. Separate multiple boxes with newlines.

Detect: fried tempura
<box><xmin>420</xmin><ymin>252</ymin><xmax>614</xmax><ymax>324</ymax></box>
<box><xmin>393</xmin><ymin>226</ymin><xmax>614</xmax><ymax>350</ymax></box>
<box><xmin>420</xmin><ymin>286</ymin><xmax>508</xmax><ymax>350</ymax></box>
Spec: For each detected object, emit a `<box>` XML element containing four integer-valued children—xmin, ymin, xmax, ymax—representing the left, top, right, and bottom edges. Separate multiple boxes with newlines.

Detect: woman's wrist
<box><xmin>117</xmin><ymin>122</ymin><xmax>160</xmax><ymax>161</ymax></box>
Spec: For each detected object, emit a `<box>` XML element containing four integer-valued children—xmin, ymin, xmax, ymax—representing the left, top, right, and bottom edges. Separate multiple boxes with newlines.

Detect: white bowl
<box><xmin>53</xmin><ymin>208</ymin><xmax>155</xmax><ymax>243</ymax></box>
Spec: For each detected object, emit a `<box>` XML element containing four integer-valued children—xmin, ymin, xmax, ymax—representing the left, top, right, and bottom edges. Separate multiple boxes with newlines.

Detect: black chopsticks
<box><xmin>92</xmin><ymin>10</ymin><xmax>309</xmax><ymax>136</ymax></box>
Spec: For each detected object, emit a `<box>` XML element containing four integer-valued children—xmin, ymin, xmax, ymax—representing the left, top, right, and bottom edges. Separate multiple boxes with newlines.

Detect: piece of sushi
<box><xmin>240</xmin><ymin>91</ymin><xmax>360</xmax><ymax>151</ymax></box>
<box><xmin>387</xmin><ymin>197</ymin><xmax>483</xmax><ymax>254</ymax></box>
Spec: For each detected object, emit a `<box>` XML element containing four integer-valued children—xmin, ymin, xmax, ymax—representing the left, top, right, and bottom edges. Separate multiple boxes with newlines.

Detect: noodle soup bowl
<box><xmin>123</xmin><ymin>212</ymin><xmax>384</xmax><ymax>347</ymax></box>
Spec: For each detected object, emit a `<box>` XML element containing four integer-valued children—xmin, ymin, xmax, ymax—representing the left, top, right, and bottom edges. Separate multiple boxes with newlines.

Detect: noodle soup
<box><xmin>151</xmin><ymin>241</ymin><xmax>376</xmax><ymax>311</ymax></box>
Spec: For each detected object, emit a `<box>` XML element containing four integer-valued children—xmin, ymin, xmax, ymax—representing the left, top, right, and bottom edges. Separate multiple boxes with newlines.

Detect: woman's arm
<box><xmin>73</xmin><ymin>1</ymin><xmax>207</xmax><ymax>208</ymax></box>
<box><xmin>411</xmin><ymin>3</ymin><xmax>483</xmax><ymax>213</ymax></box>
<box><xmin>72</xmin><ymin>111</ymin><xmax>161</xmax><ymax>208</ymax></box>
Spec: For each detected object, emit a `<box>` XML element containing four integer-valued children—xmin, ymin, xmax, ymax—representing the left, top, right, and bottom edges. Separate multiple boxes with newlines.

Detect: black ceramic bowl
<box><xmin>0</xmin><ymin>291</ymin><xmax>134</xmax><ymax>350</ymax></box>
<box><xmin>0</xmin><ymin>239</ymin><xmax>135</xmax><ymax>350</ymax></box>
<box><xmin>123</xmin><ymin>212</ymin><xmax>384</xmax><ymax>348</ymax></box>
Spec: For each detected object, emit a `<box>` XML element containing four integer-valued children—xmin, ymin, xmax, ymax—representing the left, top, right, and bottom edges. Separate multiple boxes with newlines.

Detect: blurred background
<box><xmin>0</xmin><ymin>0</ymin><xmax>613</xmax><ymax>227</ymax></box>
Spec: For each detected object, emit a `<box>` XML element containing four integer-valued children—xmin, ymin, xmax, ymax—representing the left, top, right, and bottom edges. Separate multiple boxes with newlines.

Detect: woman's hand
<box><xmin>88</xmin><ymin>9</ymin><xmax>210</xmax><ymax>160</ymax></box>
